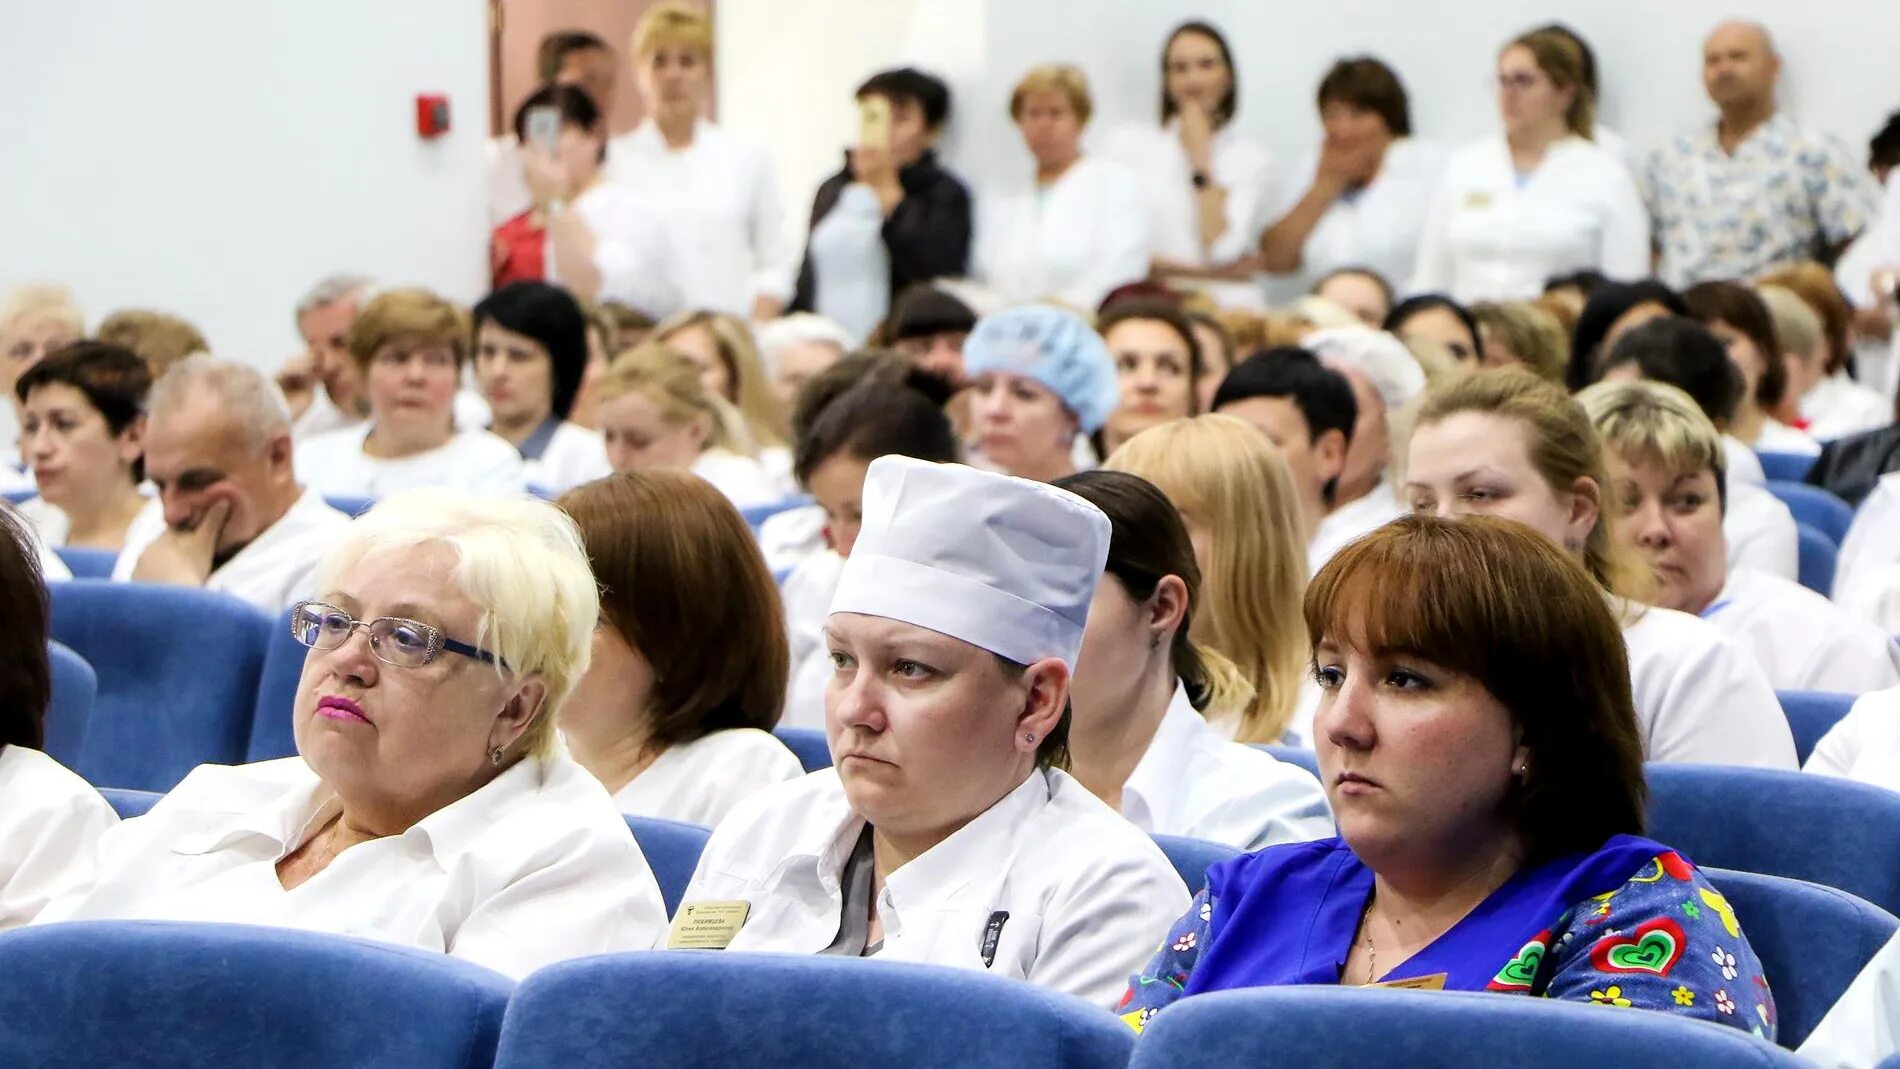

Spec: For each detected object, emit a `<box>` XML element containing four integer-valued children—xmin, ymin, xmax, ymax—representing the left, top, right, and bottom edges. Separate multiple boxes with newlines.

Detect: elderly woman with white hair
<box><xmin>1301</xmin><ymin>325</ymin><xmax>1426</xmax><ymax>570</ymax></box>
<box><xmin>755</xmin><ymin>313</ymin><xmax>854</xmax><ymax>409</ymax></box>
<box><xmin>677</xmin><ymin>456</ymin><xmax>1188</xmax><ymax>1008</ymax></box>
<box><xmin>39</xmin><ymin>490</ymin><xmax>669</xmax><ymax>977</ymax></box>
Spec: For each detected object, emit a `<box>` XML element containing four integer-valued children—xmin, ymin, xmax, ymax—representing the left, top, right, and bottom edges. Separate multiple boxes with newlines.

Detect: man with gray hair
<box><xmin>283</xmin><ymin>273</ymin><xmax>373</xmax><ymax>439</ymax></box>
<box><xmin>1645</xmin><ymin>20</ymin><xmax>1881</xmax><ymax>287</ymax></box>
<box><xmin>118</xmin><ymin>356</ymin><xmax>349</xmax><ymax>612</ymax></box>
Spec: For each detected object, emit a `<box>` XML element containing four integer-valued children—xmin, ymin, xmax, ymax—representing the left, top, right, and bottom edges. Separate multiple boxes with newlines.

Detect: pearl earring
<box><xmin>1023</xmin><ymin>732</ymin><xmax>1036</xmax><ymax>744</ymax></box>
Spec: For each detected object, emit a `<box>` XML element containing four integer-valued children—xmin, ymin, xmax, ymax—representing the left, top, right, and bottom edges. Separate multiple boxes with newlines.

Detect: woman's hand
<box><xmin>1177</xmin><ymin>102</ymin><xmax>1217</xmax><ymax>174</ymax></box>
<box><xmin>521</xmin><ymin>145</ymin><xmax>571</xmax><ymax>209</ymax></box>
<box><xmin>849</xmin><ymin>146</ymin><xmax>905</xmax><ymax>215</ymax></box>
<box><xmin>1316</xmin><ymin>132</ymin><xmax>1384</xmax><ymax>191</ymax></box>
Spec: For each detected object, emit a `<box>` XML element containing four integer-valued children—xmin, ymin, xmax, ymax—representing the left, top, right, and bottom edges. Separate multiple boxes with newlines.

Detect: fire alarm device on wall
<box><xmin>416</xmin><ymin>94</ymin><xmax>451</xmax><ymax>138</ymax></box>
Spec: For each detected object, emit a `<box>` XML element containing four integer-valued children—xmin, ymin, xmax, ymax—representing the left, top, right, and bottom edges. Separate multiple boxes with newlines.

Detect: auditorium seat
<box><xmin>1756</xmin><ymin>451</ymin><xmax>1816</xmax><ymax>483</ymax></box>
<box><xmin>1647</xmin><ymin>764</ymin><xmax>1900</xmax><ymax>916</ymax></box>
<box><xmin>1704</xmin><ymin>867</ymin><xmax>1898</xmax><ymax>1048</ymax></box>
<box><xmin>774</xmin><ymin>726</ymin><xmax>832</xmax><ymax>772</ymax></box>
<box><xmin>1</xmin><ymin>488</ymin><xmax>32</xmax><ymax>506</ymax></box>
<box><xmin>247</xmin><ymin>608</ymin><xmax>309</xmax><ymax>761</ymax></box>
<box><xmin>1153</xmin><ymin>834</ymin><xmax>1239</xmax><ymax>894</ymax></box>
<box><xmin>492</xmin><ymin>952</ymin><xmax>1133</xmax><ymax>1069</ymax></box>
<box><xmin>98</xmin><ymin>787</ymin><xmax>162</xmax><ymax>819</ymax></box>
<box><xmin>1764</xmin><ymin>480</ymin><xmax>1853</xmax><ymax>544</ymax></box>
<box><xmin>624</xmin><ymin>815</ymin><xmax>711</xmax><ymax>916</ymax></box>
<box><xmin>1127</xmin><ymin>985</ymin><xmax>1805</xmax><ymax>1068</ymax></box>
<box><xmin>739</xmin><ymin>496</ymin><xmax>814</xmax><ymax>531</ymax></box>
<box><xmin>49</xmin><ymin>581</ymin><xmax>269</xmax><ymax>791</ymax></box>
<box><xmin>52</xmin><ymin>546</ymin><xmax>116</xmax><ymax>579</ymax></box>
<box><xmin>0</xmin><ymin>921</ymin><xmax>513</xmax><ymax>1068</ymax></box>
<box><xmin>323</xmin><ymin>495</ymin><xmax>376</xmax><ymax>518</ymax></box>
<box><xmin>44</xmin><ymin>640</ymin><xmax>96</xmax><ymax>768</ymax></box>
<box><xmin>1778</xmin><ymin>690</ymin><xmax>1856</xmax><ymax>765</ymax></box>
<box><xmin>1259</xmin><ymin>744</ymin><xmax>1320</xmax><ymax>779</ymax></box>
<box><xmin>1794</xmin><ymin>523</ymin><xmax>1838</xmax><ymax>595</ymax></box>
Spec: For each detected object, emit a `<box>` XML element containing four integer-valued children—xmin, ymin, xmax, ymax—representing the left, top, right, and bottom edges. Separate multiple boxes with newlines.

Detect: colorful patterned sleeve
<box><xmin>1807</xmin><ymin>131</ymin><xmax>1883</xmax><ymax>244</ymax></box>
<box><xmin>1541</xmin><ymin>851</ymin><xmax>1777</xmax><ymax>1043</ymax></box>
<box><xmin>1116</xmin><ymin>888</ymin><xmax>1214</xmax><ymax>1034</ymax></box>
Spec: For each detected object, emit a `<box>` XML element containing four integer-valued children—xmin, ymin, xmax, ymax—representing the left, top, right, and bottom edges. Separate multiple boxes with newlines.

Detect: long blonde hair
<box><xmin>1104</xmin><ymin>415</ymin><xmax>1308</xmax><ymax>742</ymax></box>
<box><xmin>595</xmin><ymin>342</ymin><xmax>741</xmax><ymax>453</ymax></box>
<box><xmin>654</xmin><ymin>310</ymin><xmax>787</xmax><ymax>452</ymax></box>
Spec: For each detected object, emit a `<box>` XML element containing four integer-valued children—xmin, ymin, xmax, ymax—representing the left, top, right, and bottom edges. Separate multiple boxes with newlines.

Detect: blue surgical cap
<box><xmin>962</xmin><ymin>304</ymin><xmax>1119</xmax><ymax>434</ymax></box>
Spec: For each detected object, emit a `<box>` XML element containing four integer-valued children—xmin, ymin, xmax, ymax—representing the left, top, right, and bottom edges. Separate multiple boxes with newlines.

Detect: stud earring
<box><xmin>1023</xmin><ymin>732</ymin><xmax>1036</xmax><ymax>743</ymax></box>
<box><xmin>490</xmin><ymin>746</ymin><xmax>506</xmax><ymax>767</ymax></box>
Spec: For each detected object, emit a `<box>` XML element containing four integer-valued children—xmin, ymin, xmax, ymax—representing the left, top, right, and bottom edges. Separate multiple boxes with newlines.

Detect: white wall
<box><xmin>719</xmin><ymin>0</ymin><xmax>1900</xmax><ymax>253</ymax></box>
<box><xmin>0</xmin><ymin>1</ymin><xmax>488</xmax><ymax>368</ymax></box>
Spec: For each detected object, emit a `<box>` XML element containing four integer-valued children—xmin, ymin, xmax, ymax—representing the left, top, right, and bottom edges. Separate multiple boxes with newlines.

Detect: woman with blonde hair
<box><xmin>0</xmin><ymin>285</ymin><xmax>85</xmax><ymax>490</ymax></box>
<box><xmin>1472</xmin><ymin>300</ymin><xmax>1569</xmax><ymax>383</ymax></box>
<box><xmin>653</xmin><ymin>310</ymin><xmax>794</xmax><ymax>486</ymax></box>
<box><xmin>1059</xmin><ymin>469</ymin><xmax>1330</xmax><ymax>850</ymax></box>
<box><xmin>1405</xmin><ymin>367</ymin><xmax>1794</xmax><ymax>767</ymax></box>
<box><xmin>593</xmin><ymin>342</ymin><xmax>781</xmax><ymax>508</ymax></box>
<box><xmin>1104</xmin><ymin>415</ymin><xmax>1309</xmax><ymax>745</ymax></box>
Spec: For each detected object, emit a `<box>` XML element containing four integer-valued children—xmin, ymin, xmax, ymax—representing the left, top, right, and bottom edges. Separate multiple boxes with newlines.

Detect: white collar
<box><xmin>1120</xmin><ymin>683</ymin><xmax>1205</xmax><ymax>833</ymax></box>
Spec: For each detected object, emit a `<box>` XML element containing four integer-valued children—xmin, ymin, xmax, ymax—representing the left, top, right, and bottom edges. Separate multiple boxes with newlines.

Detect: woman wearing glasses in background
<box><xmin>38</xmin><ymin>490</ymin><xmax>670</xmax><ymax>979</ymax></box>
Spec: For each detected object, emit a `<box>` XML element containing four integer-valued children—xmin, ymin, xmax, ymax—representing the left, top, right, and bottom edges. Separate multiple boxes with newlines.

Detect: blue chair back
<box><xmin>1794</xmin><ymin>523</ymin><xmax>1839</xmax><ymax>595</ymax></box>
<box><xmin>0</xmin><ymin>921</ymin><xmax>512</xmax><ymax>1068</ymax></box>
<box><xmin>43</xmin><ymin>641</ymin><xmax>96</xmax><ymax>767</ymax></box>
<box><xmin>99</xmin><ymin>788</ymin><xmax>162</xmax><ymax>819</ymax></box>
<box><xmin>1</xmin><ymin>488</ymin><xmax>32</xmax><ymax>505</ymax></box>
<box><xmin>493</xmin><ymin>951</ymin><xmax>1132</xmax><ymax>1069</ymax></box>
<box><xmin>1765</xmin><ymin>480</ymin><xmax>1854</xmax><ymax>544</ymax></box>
<box><xmin>1778</xmin><ymin>690</ymin><xmax>1856</xmax><ymax>765</ymax></box>
<box><xmin>48</xmin><ymin>581</ymin><xmax>270</xmax><ymax>791</ymax></box>
<box><xmin>625</xmin><ymin>816</ymin><xmax>711</xmax><ymax>917</ymax></box>
<box><xmin>1128</xmin><ymin>985</ymin><xmax>1804</xmax><ymax>1068</ymax></box>
<box><xmin>774</xmin><ymin>727</ymin><xmax>832</xmax><ymax>772</ymax></box>
<box><xmin>1704</xmin><ymin>866</ymin><xmax>1898</xmax><ymax>1048</ymax></box>
<box><xmin>324</xmin><ymin>495</ymin><xmax>376</xmax><ymax>518</ymax></box>
<box><xmin>1153</xmin><ymin>834</ymin><xmax>1240</xmax><ymax>894</ymax></box>
<box><xmin>247</xmin><ymin>609</ymin><xmax>309</xmax><ymax>761</ymax></box>
<box><xmin>1647</xmin><ymin>764</ymin><xmax>1900</xmax><ymax>916</ymax></box>
<box><xmin>1258</xmin><ymin>744</ymin><xmax>1320</xmax><ymax>779</ymax></box>
<box><xmin>739</xmin><ymin>496</ymin><xmax>814</xmax><ymax>531</ymax></box>
<box><xmin>52</xmin><ymin>546</ymin><xmax>116</xmax><ymax>579</ymax></box>
<box><xmin>1757</xmin><ymin>451</ymin><xmax>1817</xmax><ymax>483</ymax></box>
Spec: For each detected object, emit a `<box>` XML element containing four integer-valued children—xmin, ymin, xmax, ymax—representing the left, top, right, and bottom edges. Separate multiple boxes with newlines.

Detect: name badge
<box><xmin>979</xmin><ymin>911</ymin><xmax>1010</xmax><ymax>968</ymax></box>
<box><xmin>666</xmin><ymin>900</ymin><xmax>750</xmax><ymax>949</ymax></box>
<box><xmin>1368</xmin><ymin>973</ymin><xmax>1448</xmax><ymax>991</ymax></box>
<box><xmin>1462</xmin><ymin>191</ymin><xmax>1493</xmax><ymax>210</ymax></box>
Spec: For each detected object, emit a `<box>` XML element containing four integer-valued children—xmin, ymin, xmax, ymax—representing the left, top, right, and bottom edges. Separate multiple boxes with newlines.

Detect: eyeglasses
<box><xmin>289</xmin><ymin>600</ymin><xmax>506</xmax><ymax>670</ymax></box>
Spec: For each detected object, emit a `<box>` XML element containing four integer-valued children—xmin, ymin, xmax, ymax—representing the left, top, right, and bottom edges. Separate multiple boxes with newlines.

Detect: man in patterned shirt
<box><xmin>1645</xmin><ymin>21</ymin><xmax>1881</xmax><ymax>288</ymax></box>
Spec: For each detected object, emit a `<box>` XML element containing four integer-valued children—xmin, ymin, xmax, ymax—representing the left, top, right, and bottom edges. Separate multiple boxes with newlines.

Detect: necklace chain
<box><xmin>1360</xmin><ymin>894</ymin><xmax>1378</xmax><ymax>985</ymax></box>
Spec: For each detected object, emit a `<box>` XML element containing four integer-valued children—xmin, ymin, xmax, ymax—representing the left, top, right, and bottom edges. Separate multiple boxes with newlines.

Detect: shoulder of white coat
<box><xmin>1038</xmin><ymin>770</ymin><xmax>1187</xmax><ymax>889</ymax></box>
<box><xmin>681</xmin><ymin>728</ymin><xmax>806</xmax><ymax>781</ymax></box>
<box><xmin>459</xmin><ymin>755</ymin><xmax>649</xmax><ymax>869</ymax></box>
<box><xmin>698</xmin><ymin>769</ymin><xmax>845</xmax><ymax>857</ymax></box>
<box><xmin>0</xmin><ymin>746</ymin><xmax>116</xmax><ymax>827</ymax></box>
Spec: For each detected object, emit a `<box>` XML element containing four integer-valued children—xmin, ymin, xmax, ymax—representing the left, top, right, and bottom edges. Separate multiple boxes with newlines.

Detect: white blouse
<box><xmin>1268</xmin><ymin>137</ymin><xmax>1447</xmax><ymax>295</ymax></box>
<box><xmin>549</xmin><ymin>183</ymin><xmax>681</xmax><ymax>319</ymax></box>
<box><xmin>1307</xmin><ymin>477</ymin><xmax>1405</xmax><ymax>576</ymax></box>
<box><xmin>1703</xmin><ymin>566</ymin><xmax>1900</xmax><ymax>694</ymax></box>
<box><xmin>1801</xmin><ymin>372</ymin><xmax>1890</xmax><ymax>443</ymax></box>
<box><xmin>14</xmin><ymin>495</ymin><xmax>162</xmax><ymax>554</ymax></box>
<box><xmin>610</xmin><ymin>728</ymin><xmax>804</xmax><ymax>828</ymax></box>
<box><xmin>1620</xmin><ymin>599</ymin><xmax>1798</xmax><ymax>768</ymax></box>
<box><xmin>521</xmin><ymin>421</ymin><xmax>612</xmax><ymax>495</ymax></box>
<box><xmin>39</xmin><ymin>753</ymin><xmax>668</xmax><ymax>979</ymax></box>
<box><xmin>1833</xmin><ymin>471</ymin><xmax>1900</xmax><ymax>615</ymax></box>
<box><xmin>691</xmin><ymin>447</ymin><xmax>786</xmax><ymax>510</ymax></box>
<box><xmin>679</xmin><ymin>766</ymin><xmax>1188</xmax><ymax>1009</ymax></box>
<box><xmin>974</xmin><ymin>155</ymin><xmax>1152</xmax><ymax>311</ymax></box>
<box><xmin>1807</xmin><ymin>687</ymin><xmax>1900</xmax><ymax>796</ymax></box>
<box><xmin>0</xmin><ymin>746</ymin><xmax>116</xmax><ymax>930</ymax></box>
<box><xmin>294</xmin><ymin>425</ymin><xmax>527</xmax><ymax>500</ymax></box>
<box><xmin>1410</xmin><ymin>135</ymin><xmax>1650</xmax><ymax>302</ymax></box>
<box><xmin>605</xmin><ymin>120</ymin><xmax>795</xmax><ymax>315</ymax></box>
<box><xmin>1725</xmin><ymin>477</ymin><xmax>1799</xmax><ymax>582</ymax></box>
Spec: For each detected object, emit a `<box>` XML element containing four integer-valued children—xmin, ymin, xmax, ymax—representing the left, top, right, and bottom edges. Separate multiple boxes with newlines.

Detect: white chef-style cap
<box><xmin>829</xmin><ymin>455</ymin><xmax>1111</xmax><ymax>669</ymax></box>
<box><xmin>1302</xmin><ymin>325</ymin><xmax>1427</xmax><ymax>412</ymax></box>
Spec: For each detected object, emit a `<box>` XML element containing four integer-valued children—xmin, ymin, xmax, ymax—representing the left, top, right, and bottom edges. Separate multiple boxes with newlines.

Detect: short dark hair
<box><xmin>1309</xmin><ymin>513</ymin><xmax>1647</xmax><ymax>863</ymax></box>
<box><xmin>512</xmin><ymin>84</ymin><xmax>602</xmax><ymax>146</ymax></box>
<box><xmin>16</xmin><ymin>341</ymin><xmax>152</xmax><ymax>483</ymax></box>
<box><xmin>473</xmin><ymin>281</ymin><xmax>590</xmax><ymax>420</ymax></box>
<box><xmin>1212</xmin><ymin>346</ymin><xmax>1358</xmax><ymax>448</ymax></box>
<box><xmin>558</xmin><ymin>471</ymin><xmax>787</xmax><ymax>747</ymax></box>
<box><xmin>793</xmin><ymin>365</ymin><xmax>958</xmax><ymax>485</ymax></box>
<box><xmin>1568</xmin><ymin>281</ymin><xmax>1689</xmax><ymax>391</ymax></box>
<box><xmin>1600</xmin><ymin>317</ymin><xmax>1745</xmax><ymax>426</ymax></box>
<box><xmin>1536</xmin><ymin>23</ymin><xmax>1600</xmax><ymax>96</ymax></box>
<box><xmin>1872</xmin><ymin>111</ymin><xmax>1900</xmax><ymax>172</ymax></box>
<box><xmin>0</xmin><ymin>508</ymin><xmax>50</xmax><ymax>752</ymax></box>
<box><xmin>536</xmin><ymin>30</ymin><xmax>611</xmax><ymax>83</ymax></box>
<box><xmin>1544</xmin><ymin>269</ymin><xmax>1609</xmax><ymax>299</ymax></box>
<box><xmin>1316</xmin><ymin>56</ymin><xmax>1411</xmax><ymax>137</ymax></box>
<box><xmin>1682</xmin><ymin>281</ymin><xmax>1788</xmax><ymax>409</ymax></box>
<box><xmin>857</xmin><ymin>67</ymin><xmax>952</xmax><ymax>131</ymax></box>
<box><xmin>1160</xmin><ymin>21</ymin><xmax>1239</xmax><ymax>127</ymax></box>
<box><xmin>885</xmin><ymin>284</ymin><xmax>976</xmax><ymax>344</ymax></box>
<box><xmin>1384</xmin><ymin>294</ymin><xmax>1484</xmax><ymax>361</ymax></box>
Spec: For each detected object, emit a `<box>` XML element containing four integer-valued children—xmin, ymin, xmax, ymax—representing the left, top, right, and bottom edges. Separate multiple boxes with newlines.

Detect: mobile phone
<box><xmin>858</xmin><ymin>95</ymin><xmax>892</xmax><ymax>151</ymax></box>
<box><xmin>525</xmin><ymin>106</ymin><xmax>561</xmax><ymax>154</ymax></box>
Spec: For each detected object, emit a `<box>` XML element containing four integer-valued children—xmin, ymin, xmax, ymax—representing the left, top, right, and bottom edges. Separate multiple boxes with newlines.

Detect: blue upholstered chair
<box><xmin>323</xmin><ymin>495</ymin><xmax>376</xmax><ymax>518</ymax></box>
<box><xmin>1764</xmin><ymin>480</ymin><xmax>1854</xmax><ymax>544</ymax></box>
<box><xmin>1778</xmin><ymin>690</ymin><xmax>1856</xmax><ymax>765</ymax></box>
<box><xmin>0</xmin><ymin>921</ymin><xmax>513</xmax><ymax>1068</ymax></box>
<box><xmin>1795</xmin><ymin>523</ymin><xmax>1839</xmax><ymax>595</ymax></box>
<box><xmin>1647</xmin><ymin>764</ymin><xmax>1900</xmax><ymax>916</ymax></box>
<box><xmin>43</xmin><ymin>641</ymin><xmax>96</xmax><ymax>767</ymax></box>
<box><xmin>247</xmin><ymin>609</ymin><xmax>309</xmax><ymax>761</ymax></box>
<box><xmin>1127</xmin><ymin>985</ymin><xmax>1805</xmax><ymax>1068</ymax></box>
<box><xmin>48</xmin><ymin>581</ymin><xmax>270</xmax><ymax>791</ymax></box>
<box><xmin>98</xmin><ymin>788</ymin><xmax>162</xmax><ymax>819</ymax></box>
<box><xmin>1704</xmin><ymin>867</ymin><xmax>1898</xmax><ymax>1048</ymax></box>
<box><xmin>1</xmin><ymin>487</ymin><xmax>32</xmax><ymax>506</ymax></box>
<box><xmin>739</xmin><ymin>496</ymin><xmax>814</xmax><ymax>532</ymax></box>
<box><xmin>492</xmin><ymin>952</ymin><xmax>1132</xmax><ymax>1069</ymax></box>
<box><xmin>1259</xmin><ymin>744</ymin><xmax>1320</xmax><ymax>779</ymax></box>
<box><xmin>1756</xmin><ymin>451</ymin><xmax>1816</xmax><ymax>483</ymax></box>
<box><xmin>1153</xmin><ymin>834</ymin><xmax>1240</xmax><ymax>895</ymax></box>
<box><xmin>51</xmin><ymin>546</ymin><xmax>115</xmax><ymax>579</ymax></box>
<box><xmin>625</xmin><ymin>815</ymin><xmax>711</xmax><ymax>917</ymax></box>
<box><xmin>773</xmin><ymin>726</ymin><xmax>832</xmax><ymax>773</ymax></box>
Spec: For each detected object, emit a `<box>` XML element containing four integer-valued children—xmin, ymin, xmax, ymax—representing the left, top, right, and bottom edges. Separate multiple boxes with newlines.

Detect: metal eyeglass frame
<box><xmin>289</xmin><ymin>600</ymin><xmax>507</xmax><ymax>670</ymax></box>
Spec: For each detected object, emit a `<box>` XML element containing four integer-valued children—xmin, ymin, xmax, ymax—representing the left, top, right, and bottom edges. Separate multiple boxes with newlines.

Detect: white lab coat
<box><xmin>1702</xmin><ymin>566</ymin><xmax>1900</xmax><ymax>694</ymax></box>
<box><xmin>1752</xmin><ymin>417</ymin><xmax>1822</xmax><ymax>457</ymax></box>
<box><xmin>0</xmin><ymin>746</ymin><xmax>116</xmax><ymax>930</ymax></box>
<box><xmin>110</xmin><ymin>488</ymin><xmax>349</xmax><ymax>614</ymax></box>
<box><xmin>1722</xmin><ymin>436</ymin><xmax>1767</xmax><ymax>486</ymax></box>
<box><xmin>1725</xmin><ymin>478</ymin><xmax>1800</xmax><ymax>582</ymax></box>
<box><xmin>549</xmin><ymin>183</ymin><xmax>681</xmax><ymax>319</ymax></box>
<box><xmin>1800</xmin><ymin>928</ymin><xmax>1900</xmax><ymax>1069</ymax></box>
<box><xmin>974</xmin><ymin>155</ymin><xmax>1152</xmax><ymax>311</ymax></box>
<box><xmin>1620</xmin><ymin>599</ymin><xmax>1798</xmax><ymax>768</ymax></box>
<box><xmin>2</xmin><ymin>498</ymin><xmax>69</xmax><ymax>580</ymax></box>
<box><xmin>522</xmin><ymin>421</ymin><xmax>611</xmax><ymax>495</ymax></box>
<box><xmin>605</xmin><ymin>120</ymin><xmax>794</xmax><ymax>315</ymax></box>
<box><xmin>757</xmin><ymin>503</ymin><xmax>826</xmax><ymax>577</ymax></box>
<box><xmin>1308</xmin><ymin>477</ymin><xmax>1404</xmax><ymax>575</ymax></box>
<box><xmin>40</xmin><ymin>752</ymin><xmax>668</xmax><ymax>979</ymax></box>
<box><xmin>294</xmin><ymin>425</ymin><xmax>528</xmax><ymax>500</ymax></box>
<box><xmin>13</xmin><ymin>494</ymin><xmax>163</xmax><ymax>553</ymax></box>
<box><xmin>780</xmin><ymin>549</ymin><xmax>845</xmax><ymax>732</ymax></box>
<box><xmin>1806</xmin><ymin>687</ymin><xmax>1900</xmax><ymax>792</ymax></box>
<box><xmin>691</xmin><ymin>447</ymin><xmax>787</xmax><ymax>510</ymax></box>
<box><xmin>1834</xmin><ymin>471</ymin><xmax>1900</xmax><ymax>618</ymax></box>
<box><xmin>611</xmin><ymin>728</ymin><xmax>804</xmax><ymax>828</ymax></box>
<box><xmin>1801</xmin><ymin>372</ymin><xmax>1891</xmax><ymax>443</ymax></box>
<box><xmin>1100</xmin><ymin>121</ymin><xmax>1271</xmax><ymax>307</ymax></box>
<box><xmin>1266</xmin><ymin>138</ymin><xmax>1447</xmax><ymax>297</ymax></box>
<box><xmin>679</xmin><ymin>766</ymin><xmax>1189</xmax><ymax>1009</ymax></box>
<box><xmin>1120</xmin><ymin>685</ymin><xmax>1332</xmax><ymax>853</ymax></box>
<box><xmin>1410</xmin><ymin>135</ymin><xmax>1650</xmax><ymax>302</ymax></box>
